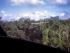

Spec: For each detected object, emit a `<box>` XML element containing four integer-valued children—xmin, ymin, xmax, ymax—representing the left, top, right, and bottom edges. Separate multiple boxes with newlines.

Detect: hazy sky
<box><xmin>0</xmin><ymin>0</ymin><xmax>70</xmax><ymax>21</ymax></box>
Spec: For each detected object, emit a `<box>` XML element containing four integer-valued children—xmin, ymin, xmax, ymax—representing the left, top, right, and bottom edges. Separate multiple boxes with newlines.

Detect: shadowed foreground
<box><xmin>0</xmin><ymin>25</ymin><xmax>69</xmax><ymax>53</ymax></box>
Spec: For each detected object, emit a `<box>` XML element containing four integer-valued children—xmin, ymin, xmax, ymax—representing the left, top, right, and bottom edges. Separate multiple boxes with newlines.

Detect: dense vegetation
<box><xmin>0</xmin><ymin>16</ymin><xmax>70</xmax><ymax>52</ymax></box>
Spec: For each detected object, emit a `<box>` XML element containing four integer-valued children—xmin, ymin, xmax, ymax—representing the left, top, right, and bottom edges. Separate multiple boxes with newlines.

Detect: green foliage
<box><xmin>1</xmin><ymin>16</ymin><xmax>70</xmax><ymax>52</ymax></box>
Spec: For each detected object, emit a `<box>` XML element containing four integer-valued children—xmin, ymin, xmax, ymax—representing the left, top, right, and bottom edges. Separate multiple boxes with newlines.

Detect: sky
<box><xmin>0</xmin><ymin>0</ymin><xmax>70</xmax><ymax>21</ymax></box>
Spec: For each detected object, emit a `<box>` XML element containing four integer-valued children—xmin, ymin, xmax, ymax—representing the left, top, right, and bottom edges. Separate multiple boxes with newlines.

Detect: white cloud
<box><xmin>59</xmin><ymin>12</ymin><xmax>70</xmax><ymax>20</ymax></box>
<box><xmin>0</xmin><ymin>10</ymin><xmax>12</xmax><ymax>17</ymax></box>
<box><xmin>0</xmin><ymin>10</ymin><xmax>57</xmax><ymax>21</ymax></box>
<box><xmin>60</xmin><ymin>12</ymin><xmax>65</xmax><ymax>16</ymax></box>
<box><xmin>20</xmin><ymin>10</ymin><xmax>50</xmax><ymax>21</ymax></box>
<box><xmin>10</xmin><ymin>0</ymin><xmax>24</xmax><ymax>5</ymax></box>
<box><xmin>0</xmin><ymin>10</ymin><xmax>14</xmax><ymax>21</ymax></box>
<box><xmin>1</xmin><ymin>10</ymin><xmax>6</xmax><ymax>14</ymax></box>
<box><xmin>53</xmin><ymin>0</ymin><xmax>68</xmax><ymax>4</ymax></box>
<box><xmin>0</xmin><ymin>10</ymin><xmax>48</xmax><ymax>21</ymax></box>
<box><xmin>10</xmin><ymin>0</ymin><xmax>45</xmax><ymax>6</ymax></box>
<box><xmin>30</xmin><ymin>0</ymin><xmax>45</xmax><ymax>5</ymax></box>
<box><xmin>0</xmin><ymin>10</ymin><xmax>8</xmax><ymax>17</ymax></box>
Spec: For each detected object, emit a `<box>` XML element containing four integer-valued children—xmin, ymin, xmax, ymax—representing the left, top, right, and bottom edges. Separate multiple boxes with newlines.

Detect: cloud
<box><xmin>59</xmin><ymin>12</ymin><xmax>70</xmax><ymax>20</ymax></box>
<box><xmin>53</xmin><ymin>0</ymin><xmax>68</xmax><ymax>4</ymax></box>
<box><xmin>60</xmin><ymin>12</ymin><xmax>65</xmax><ymax>16</ymax></box>
<box><xmin>10</xmin><ymin>0</ymin><xmax>45</xmax><ymax>6</ymax></box>
<box><xmin>0</xmin><ymin>10</ymin><xmax>14</xmax><ymax>21</ymax></box>
<box><xmin>0</xmin><ymin>10</ymin><xmax>49</xmax><ymax>21</ymax></box>
<box><xmin>0</xmin><ymin>10</ymin><xmax>58</xmax><ymax>21</ymax></box>
<box><xmin>1</xmin><ymin>10</ymin><xmax>6</xmax><ymax>14</ymax></box>
<box><xmin>20</xmin><ymin>10</ymin><xmax>50</xmax><ymax>20</ymax></box>
<box><xmin>0</xmin><ymin>10</ymin><xmax>13</xmax><ymax>17</ymax></box>
<box><xmin>0</xmin><ymin>10</ymin><xmax>8</xmax><ymax>17</ymax></box>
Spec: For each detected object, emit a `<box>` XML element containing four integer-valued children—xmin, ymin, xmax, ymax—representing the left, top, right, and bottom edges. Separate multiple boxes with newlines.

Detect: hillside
<box><xmin>0</xmin><ymin>16</ymin><xmax>70</xmax><ymax>52</ymax></box>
